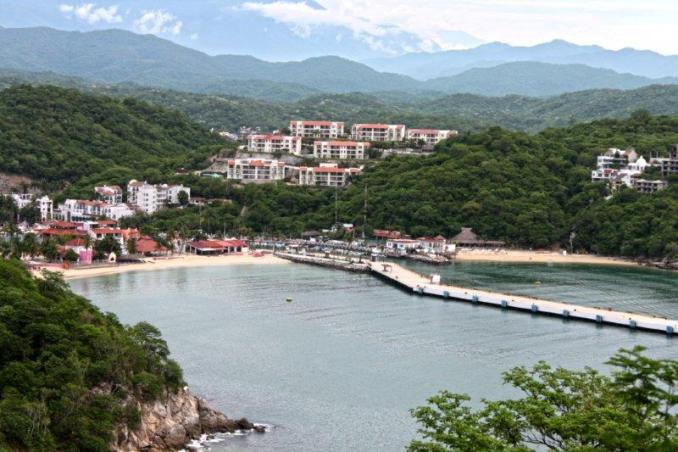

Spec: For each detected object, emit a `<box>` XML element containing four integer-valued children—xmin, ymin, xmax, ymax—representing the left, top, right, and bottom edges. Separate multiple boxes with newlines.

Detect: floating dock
<box><xmin>369</xmin><ymin>262</ymin><xmax>677</xmax><ymax>335</ymax></box>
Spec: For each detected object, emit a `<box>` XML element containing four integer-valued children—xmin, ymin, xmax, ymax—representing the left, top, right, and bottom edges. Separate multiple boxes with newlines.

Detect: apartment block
<box><xmin>290</xmin><ymin>120</ymin><xmax>344</xmax><ymax>139</ymax></box>
<box><xmin>225</xmin><ymin>159</ymin><xmax>291</xmax><ymax>183</ymax></box>
<box><xmin>127</xmin><ymin>180</ymin><xmax>191</xmax><ymax>214</ymax></box>
<box><xmin>313</xmin><ymin>141</ymin><xmax>370</xmax><ymax>160</ymax></box>
<box><xmin>247</xmin><ymin>134</ymin><xmax>302</xmax><ymax>155</ymax></box>
<box><xmin>297</xmin><ymin>164</ymin><xmax>361</xmax><ymax>187</ymax></box>
<box><xmin>632</xmin><ymin>178</ymin><xmax>668</xmax><ymax>194</ymax></box>
<box><xmin>351</xmin><ymin>124</ymin><xmax>406</xmax><ymax>142</ymax></box>
<box><xmin>4</xmin><ymin>194</ymin><xmax>54</xmax><ymax>221</ymax></box>
<box><xmin>406</xmin><ymin>129</ymin><xmax>458</xmax><ymax>145</ymax></box>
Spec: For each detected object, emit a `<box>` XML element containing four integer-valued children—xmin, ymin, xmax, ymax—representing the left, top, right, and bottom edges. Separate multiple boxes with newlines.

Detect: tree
<box><xmin>94</xmin><ymin>236</ymin><xmax>122</xmax><ymax>261</ymax></box>
<box><xmin>18</xmin><ymin>204</ymin><xmax>40</xmax><ymax>225</ymax></box>
<box><xmin>409</xmin><ymin>347</ymin><xmax>677</xmax><ymax>451</ymax></box>
<box><xmin>63</xmin><ymin>249</ymin><xmax>79</xmax><ymax>263</ymax></box>
<box><xmin>177</xmin><ymin>190</ymin><xmax>189</xmax><ymax>207</ymax></box>
<box><xmin>40</xmin><ymin>239</ymin><xmax>59</xmax><ymax>262</ymax></box>
<box><xmin>127</xmin><ymin>238</ymin><xmax>138</xmax><ymax>255</ymax></box>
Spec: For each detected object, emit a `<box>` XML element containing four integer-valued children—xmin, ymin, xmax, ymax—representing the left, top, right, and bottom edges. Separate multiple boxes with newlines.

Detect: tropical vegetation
<box><xmin>409</xmin><ymin>346</ymin><xmax>677</xmax><ymax>451</ymax></box>
<box><xmin>0</xmin><ymin>258</ymin><xmax>184</xmax><ymax>450</ymax></box>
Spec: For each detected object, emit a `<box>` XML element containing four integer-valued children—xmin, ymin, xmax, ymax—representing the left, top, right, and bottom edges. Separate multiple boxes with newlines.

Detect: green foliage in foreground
<box><xmin>410</xmin><ymin>347</ymin><xmax>677</xmax><ymax>451</ymax></box>
<box><xmin>0</xmin><ymin>84</ymin><xmax>225</xmax><ymax>191</ymax></box>
<box><xmin>0</xmin><ymin>259</ymin><xmax>184</xmax><ymax>450</ymax></box>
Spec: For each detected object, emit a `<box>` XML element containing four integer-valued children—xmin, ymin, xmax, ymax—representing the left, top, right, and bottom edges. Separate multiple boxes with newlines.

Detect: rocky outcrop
<box><xmin>112</xmin><ymin>389</ymin><xmax>263</xmax><ymax>451</ymax></box>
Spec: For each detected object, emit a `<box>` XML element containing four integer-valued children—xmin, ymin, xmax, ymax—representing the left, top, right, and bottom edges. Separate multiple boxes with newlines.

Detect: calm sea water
<box><xmin>70</xmin><ymin>262</ymin><xmax>678</xmax><ymax>452</ymax></box>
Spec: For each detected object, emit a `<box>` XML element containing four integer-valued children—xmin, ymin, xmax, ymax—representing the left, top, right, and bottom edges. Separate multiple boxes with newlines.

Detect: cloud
<box><xmin>134</xmin><ymin>9</ymin><xmax>183</xmax><ymax>35</ymax></box>
<box><xmin>238</xmin><ymin>0</ymin><xmax>678</xmax><ymax>55</ymax></box>
<box><xmin>59</xmin><ymin>3</ymin><xmax>122</xmax><ymax>24</ymax></box>
<box><xmin>190</xmin><ymin>33</ymin><xmax>199</xmax><ymax>41</ymax></box>
<box><xmin>239</xmin><ymin>1</ymin><xmax>480</xmax><ymax>53</ymax></box>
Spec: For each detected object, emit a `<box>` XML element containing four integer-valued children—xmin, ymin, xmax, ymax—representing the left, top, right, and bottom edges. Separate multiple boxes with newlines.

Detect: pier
<box><xmin>275</xmin><ymin>252</ymin><xmax>370</xmax><ymax>272</ymax></box>
<box><xmin>369</xmin><ymin>262</ymin><xmax>677</xmax><ymax>335</ymax></box>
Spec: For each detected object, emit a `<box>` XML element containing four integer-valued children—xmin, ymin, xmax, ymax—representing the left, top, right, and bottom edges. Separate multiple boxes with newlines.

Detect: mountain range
<box><xmin>1</xmin><ymin>27</ymin><xmax>676</xmax><ymax>99</ymax></box>
<box><xmin>364</xmin><ymin>40</ymin><xmax>678</xmax><ymax>80</ymax></box>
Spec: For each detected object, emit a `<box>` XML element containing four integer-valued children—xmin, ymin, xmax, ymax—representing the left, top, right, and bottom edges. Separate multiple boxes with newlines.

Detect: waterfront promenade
<box><xmin>369</xmin><ymin>262</ymin><xmax>677</xmax><ymax>335</ymax></box>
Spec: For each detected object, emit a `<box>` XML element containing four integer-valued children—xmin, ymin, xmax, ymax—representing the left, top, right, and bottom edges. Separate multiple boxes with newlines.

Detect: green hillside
<box><xmin>0</xmin><ymin>259</ymin><xmax>184</xmax><ymax>449</ymax></box>
<box><xmin>0</xmin><ymin>85</ymin><xmax>223</xmax><ymax>191</ymax></box>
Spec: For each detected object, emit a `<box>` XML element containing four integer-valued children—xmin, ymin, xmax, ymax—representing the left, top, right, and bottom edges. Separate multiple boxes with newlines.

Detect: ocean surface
<box><xmin>70</xmin><ymin>262</ymin><xmax>678</xmax><ymax>451</ymax></box>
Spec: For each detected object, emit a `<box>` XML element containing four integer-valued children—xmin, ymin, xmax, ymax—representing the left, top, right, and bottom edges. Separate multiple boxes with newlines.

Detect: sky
<box><xmin>1</xmin><ymin>0</ymin><xmax>677</xmax><ymax>60</ymax></box>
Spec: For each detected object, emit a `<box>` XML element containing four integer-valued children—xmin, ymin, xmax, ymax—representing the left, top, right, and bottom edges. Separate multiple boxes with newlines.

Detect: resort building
<box><xmin>290</xmin><ymin>121</ymin><xmax>344</xmax><ymax>139</ymax></box>
<box><xmin>297</xmin><ymin>164</ymin><xmax>361</xmax><ymax>187</ymax></box>
<box><xmin>247</xmin><ymin>134</ymin><xmax>302</xmax><ymax>155</ymax></box>
<box><xmin>56</xmin><ymin>199</ymin><xmax>136</xmax><ymax>222</ymax></box>
<box><xmin>225</xmin><ymin>159</ymin><xmax>291</xmax><ymax>183</ymax></box>
<box><xmin>632</xmin><ymin>178</ymin><xmax>668</xmax><ymax>194</ymax></box>
<box><xmin>127</xmin><ymin>180</ymin><xmax>191</xmax><ymax>214</ymax></box>
<box><xmin>351</xmin><ymin>124</ymin><xmax>406</xmax><ymax>142</ymax></box>
<box><xmin>652</xmin><ymin>144</ymin><xmax>678</xmax><ymax>178</ymax></box>
<box><xmin>406</xmin><ymin>129</ymin><xmax>458</xmax><ymax>145</ymax></box>
<box><xmin>373</xmin><ymin>229</ymin><xmax>403</xmax><ymax>240</ymax></box>
<box><xmin>94</xmin><ymin>185</ymin><xmax>123</xmax><ymax>204</ymax></box>
<box><xmin>313</xmin><ymin>141</ymin><xmax>370</xmax><ymax>160</ymax></box>
<box><xmin>3</xmin><ymin>194</ymin><xmax>53</xmax><ymax>221</ymax></box>
<box><xmin>450</xmin><ymin>228</ymin><xmax>505</xmax><ymax>248</ymax></box>
<box><xmin>385</xmin><ymin>238</ymin><xmax>421</xmax><ymax>252</ymax></box>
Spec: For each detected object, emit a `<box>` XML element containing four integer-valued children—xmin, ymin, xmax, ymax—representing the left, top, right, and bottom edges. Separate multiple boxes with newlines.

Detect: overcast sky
<box><xmin>1</xmin><ymin>0</ymin><xmax>677</xmax><ymax>59</ymax></box>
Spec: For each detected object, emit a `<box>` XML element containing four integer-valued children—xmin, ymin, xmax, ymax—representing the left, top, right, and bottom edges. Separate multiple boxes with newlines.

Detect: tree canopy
<box><xmin>409</xmin><ymin>346</ymin><xmax>678</xmax><ymax>451</ymax></box>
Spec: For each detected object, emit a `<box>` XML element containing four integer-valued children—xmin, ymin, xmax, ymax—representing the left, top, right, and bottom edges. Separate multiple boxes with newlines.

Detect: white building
<box><xmin>94</xmin><ymin>185</ymin><xmax>124</xmax><ymax>204</ymax></box>
<box><xmin>297</xmin><ymin>164</ymin><xmax>361</xmax><ymax>187</ymax></box>
<box><xmin>4</xmin><ymin>194</ymin><xmax>54</xmax><ymax>222</ymax></box>
<box><xmin>225</xmin><ymin>159</ymin><xmax>291</xmax><ymax>183</ymax></box>
<box><xmin>247</xmin><ymin>134</ymin><xmax>302</xmax><ymax>155</ymax></box>
<box><xmin>58</xmin><ymin>199</ymin><xmax>108</xmax><ymax>221</ymax></box>
<box><xmin>351</xmin><ymin>124</ymin><xmax>406</xmax><ymax>142</ymax></box>
<box><xmin>290</xmin><ymin>121</ymin><xmax>344</xmax><ymax>139</ymax></box>
<box><xmin>104</xmin><ymin>203</ymin><xmax>137</xmax><ymax>221</ymax></box>
<box><xmin>313</xmin><ymin>141</ymin><xmax>370</xmax><ymax>160</ymax></box>
<box><xmin>127</xmin><ymin>180</ymin><xmax>191</xmax><ymax>214</ymax></box>
<box><xmin>406</xmin><ymin>129</ymin><xmax>458</xmax><ymax>145</ymax></box>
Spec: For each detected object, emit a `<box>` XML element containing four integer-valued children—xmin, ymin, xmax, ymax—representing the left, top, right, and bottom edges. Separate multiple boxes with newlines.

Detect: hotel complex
<box><xmin>406</xmin><ymin>129</ymin><xmax>458</xmax><ymax>145</ymax></box>
<box><xmin>298</xmin><ymin>164</ymin><xmax>361</xmax><ymax>187</ymax></box>
<box><xmin>351</xmin><ymin>124</ymin><xmax>407</xmax><ymax>142</ymax></box>
<box><xmin>313</xmin><ymin>141</ymin><xmax>370</xmax><ymax>160</ymax></box>
<box><xmin>247</xmin><ymin>134</ymin><xmax>302</xmax><ymax>155</ymax></box>
<box><xmin>290</xmin><ymin>120</ymin><xmax>344</xmax><ymax>139</ymax></box>
<box><xmin>224</xmin><ymin>158</ymin><xmax>291</xmax><ymax>182</ymax></box>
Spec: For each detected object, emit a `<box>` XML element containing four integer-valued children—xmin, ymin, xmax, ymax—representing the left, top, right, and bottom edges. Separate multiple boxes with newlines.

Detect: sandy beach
<box><xmin>455</xmin><ymin>249</ymin><xmax>637</xmax><ymax>267</ymax></box>
<box><xmin>51</xmin><ymin>253</ymin><xmax>289</xmax><ymax>281</ymax></box>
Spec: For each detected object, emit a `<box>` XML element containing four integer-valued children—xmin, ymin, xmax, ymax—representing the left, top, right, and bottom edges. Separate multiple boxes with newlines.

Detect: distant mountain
<box><xmin>0</xmin><ymin>27</ymin><xmax>675</xmax><ymax>100</ymax></box>
<box><xmin>365</xmin><ymin>40</ymin><xmax>678</xmax><ymax>80</ymax></box>
<box><xmin>423</xmin><ymin>62</ymin><xmax>678</xmax><ymax>97</ymax></box>
<box><xmin>0</xmin><ymin>27</ymin><xmax>418</xmax><ymax>96</ymax></box>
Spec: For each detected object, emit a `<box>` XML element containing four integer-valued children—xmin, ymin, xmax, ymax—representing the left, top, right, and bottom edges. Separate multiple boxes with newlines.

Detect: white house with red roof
<box><xmin>351</xmin><ymin>124</ymin><xmax>406</xmax><ymax>142</ymax></box>
<box><xmin>127</xmin><ymin>180</ymin><xmax>191</xmax><ymax>214</ymax></box>
<box><xmin>247</xmin><ymin>134</ymin><xmax>302</xmax><ymax>155</ymax></box>
<box><xmin>297</xmin><ymin>163</ymin><xmax>361</xmax><ymax>187</ymax></box>
<box><xmin>94</xmin><ymin>185</ymin><xmax>123</xmax><ymax>204</ymax></box>
<box><xmin>406</xmin><ymin>129</ymin><xmax>458</xmax><ymax>145</ymax></box>
<box><xmin>290</xmin><ymin>120</ymin><xmax>344</xmax><ymax>139</ymax></box>
<box><xmin>225</xmin><ymin>158</ymin><xmax>292</xmax><ymax>182</ymax></box>
<box><xmin>313</xmin><ymin>141</ymin><xmax>370</xmax><ymax>160</ymax></box>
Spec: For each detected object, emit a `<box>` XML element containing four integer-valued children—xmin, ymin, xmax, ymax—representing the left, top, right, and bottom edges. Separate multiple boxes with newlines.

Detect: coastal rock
<box><xmin>112</xmin><ymin>389</ymin><xmax>260</xmax><ymax>451</ymax></box>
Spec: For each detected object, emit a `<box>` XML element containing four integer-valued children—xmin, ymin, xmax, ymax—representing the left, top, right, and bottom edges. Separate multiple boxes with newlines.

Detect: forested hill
<box><xmin>2</xmin><ymin>71</ymin><xmax>678</xmax><ymax>133</ymax></box>
<box><xmin>0</xmin><ymin>259</ymin><xmax>184</xmax><ymax>449</ymax></box>
<box><xmin>0</xmin><ymin>85</ymin><xmax>223</xmax><ymax>190</ymax></box>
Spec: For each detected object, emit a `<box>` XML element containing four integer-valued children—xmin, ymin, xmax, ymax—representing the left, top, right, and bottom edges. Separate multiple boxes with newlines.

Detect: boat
<box><xmin>286</xmin><ymin>297</ymin><xmax>293</xmax><ymax>303</ymax></box>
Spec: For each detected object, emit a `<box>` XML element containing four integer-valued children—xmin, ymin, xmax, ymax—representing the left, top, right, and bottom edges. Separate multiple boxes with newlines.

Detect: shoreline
<box><xmin>50</xmin><ymin>254</ymin><xmax>289</xmax><ymax>281</ymax></box>
<box><xmin>454</xmin><ymin>249</ymin><xmax>639</xmax><ymax>267</ymax></box>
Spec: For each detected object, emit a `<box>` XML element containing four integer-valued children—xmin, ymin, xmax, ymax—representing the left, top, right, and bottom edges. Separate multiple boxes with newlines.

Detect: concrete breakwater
<box><xmin>369</xmin><ymin>262</ymin><xmax>677</xmax><ymax>336</ymax></box>
<box><xmin>276</xmin><ymin>252</ymin><xmax>677</xmax><ymax>335</ymax></box>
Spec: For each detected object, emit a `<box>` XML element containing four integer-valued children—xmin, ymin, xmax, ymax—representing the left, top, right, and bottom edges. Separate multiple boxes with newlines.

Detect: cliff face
<box><xmin>113</xmin><ymin>389</ymin><xmax>262</xmax><ymax>451</ymax></box>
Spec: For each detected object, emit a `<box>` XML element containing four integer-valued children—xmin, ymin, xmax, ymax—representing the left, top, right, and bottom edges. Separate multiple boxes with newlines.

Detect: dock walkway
<box><xmin>369</xmin><ymin>262</ymin><xmax>677</xmax><ymax>335</ymax></box>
